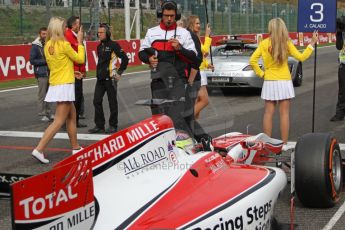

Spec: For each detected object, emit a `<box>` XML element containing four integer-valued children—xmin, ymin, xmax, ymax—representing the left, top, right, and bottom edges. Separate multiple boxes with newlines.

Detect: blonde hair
<box><xmin>177</xmin><ymin>15</ymin><xmax>187</xmax><ymax>28</ymax></box>
<box><xmin>268</xmin><ymin>18</ymin><xmax>289</xmax><ymax>65</ymax></box>
<box><xmin>46</xmin><ymin>17</ymin><xmax>66</xmax><ymax>43</ymax></box>
<box><xmin>187</xmin><ymin>15</ymin><xmax>199</xmax><ymax>35</ymax></box>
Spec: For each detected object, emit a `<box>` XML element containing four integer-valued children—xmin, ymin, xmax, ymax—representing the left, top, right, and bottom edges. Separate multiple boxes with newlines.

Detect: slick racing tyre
<box><xmin>295</xmin><ymin>133</ymin><xmax>343</xmax><ymax>208</ymax></box>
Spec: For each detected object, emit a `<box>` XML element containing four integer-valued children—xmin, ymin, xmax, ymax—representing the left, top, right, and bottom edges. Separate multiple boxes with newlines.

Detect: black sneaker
<box><xmin>330</xmin><ymin>115</ymin><xmax>344</xmax><ymax>122</ymax></box>
<box><xmin>88</xmin><ymin>126</ymin><xmax>105</xmax><ymax>133</ymax></box>
<box><xmin>105</xmin><ymin>126</ymin><xmax>117</xmax><ymax>134</ymax></box>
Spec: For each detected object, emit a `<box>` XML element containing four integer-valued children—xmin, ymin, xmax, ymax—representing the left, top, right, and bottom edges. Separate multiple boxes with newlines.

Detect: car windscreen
<box><xmin>214</xmin><ymin>44</ymin><xmax>256</xmax><ymax>57</ymax></box>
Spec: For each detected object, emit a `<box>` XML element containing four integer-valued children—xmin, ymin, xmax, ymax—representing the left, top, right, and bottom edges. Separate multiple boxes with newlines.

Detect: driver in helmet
<box><xmin>175</xmin><ymin>129</ymin><xmax>214</xmax><ymax>154</ymax></box>
<box><xmin>175</xmin><ymin>130</ymin><xmax>196</xmax><ymax>155</ymax></box>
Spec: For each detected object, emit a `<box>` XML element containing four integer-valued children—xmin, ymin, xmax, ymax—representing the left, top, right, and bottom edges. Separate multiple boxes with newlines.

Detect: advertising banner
<box><xmin>289</xmin><ymin>33</ymin><xmax>299</xmax><ymax>46</ymax></box>
<box><xmin>0</xmin><ymin>45</ymin><xmax>34</xmax><ymax>81</ymax></box>
<box><xmin>0</xmin><ymin>39</ymin><xmax>142</xmax><ymax>81</ymax></box>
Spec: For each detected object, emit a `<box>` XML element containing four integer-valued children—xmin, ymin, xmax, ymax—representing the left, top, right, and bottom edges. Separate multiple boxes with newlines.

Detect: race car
<box><xmin>205</xmin><ymin>38</ymin><xmax>303</xmax><ymax>90</ymax></box>
<box><xmin>4</xmin><ymin>115</ymin><xmax>344</xmax><ymax>229</ymax></box>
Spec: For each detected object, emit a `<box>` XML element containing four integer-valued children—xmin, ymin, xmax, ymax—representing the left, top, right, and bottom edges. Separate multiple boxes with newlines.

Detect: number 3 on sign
<box><xmin>310</xmin><ymin>3</ymin><xmax>324</xmax><ymax>23</ymax></box>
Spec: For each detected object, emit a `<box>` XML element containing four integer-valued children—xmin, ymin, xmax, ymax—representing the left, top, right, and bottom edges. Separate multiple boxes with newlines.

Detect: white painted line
<box><xmin>0</xmin><ymin>85</ymin><xmax>37</xmax><ymax>93</ymax></box>
<box><xmin>0</xmin><ymin>131</ymin><xmax>108</xmax><ymax>141</ymax></box>
<box><xmin>322</xmin><ymin>200</ymin><xmax>345</xmax><ymax>230</ymax></box>
<box><xmin>0</xmin><ymin>70</ymin><xmax>150</xmax><ymax>94</ymax></box>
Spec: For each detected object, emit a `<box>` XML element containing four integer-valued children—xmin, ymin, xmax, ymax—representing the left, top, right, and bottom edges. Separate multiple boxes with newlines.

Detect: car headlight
<box><xmin>242</xmin><ymin>65</ymin><xmax>253</xmax><ymax>71</ymax></box>
<box><xmin>242</xmin><ymin>64</ymin><xmax>263</xmax><ymax>71</ymax></box>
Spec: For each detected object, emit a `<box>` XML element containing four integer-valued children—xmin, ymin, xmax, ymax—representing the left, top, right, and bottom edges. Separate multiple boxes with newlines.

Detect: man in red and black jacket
<box><xmin>65</xmin><ymin>16</ymin><xmax>87</xmax><ymax>128</ymax></box>
<box><xmin>139</xmin><ymin>0</ymin><xmax>201</xmax><ymax>135</ymax></box>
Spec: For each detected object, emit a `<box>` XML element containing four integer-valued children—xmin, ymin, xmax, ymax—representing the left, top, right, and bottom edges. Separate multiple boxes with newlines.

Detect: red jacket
<box><xmin>65</xmin><ymin>28</ymin><xmax>86</xmax><ymax>73</ymax></box>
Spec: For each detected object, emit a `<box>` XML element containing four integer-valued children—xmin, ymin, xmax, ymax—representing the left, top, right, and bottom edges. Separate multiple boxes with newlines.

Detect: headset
<box><xmin>98</xmin><ymin>23</ymin><xmax>111</xmax><ymax>39</ymax></box>
<box><xmin>156</xmin><ymin>0</ymin><xmax>181</xmax><ymax>21</ymax></box>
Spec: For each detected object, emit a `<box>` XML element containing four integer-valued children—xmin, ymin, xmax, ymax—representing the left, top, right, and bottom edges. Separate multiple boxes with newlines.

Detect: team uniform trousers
<box><xmin>150</xmin><ymin>76</ymin><xmax>187</xmax><ymax>132</ymax></box>
<box><xmin>184</xmin><ymin>80</ymin><xmax>209</xmax><ymax>142</ymax></box>
<box><xmin>93</xmin><ymin>79</ymin><xmax>118</xmax><ymax>129</ymax></box>
<box><xmin>74</xmin><ymin>78</ymin><xmax>83</xmax><ymax>123</ymax></box>
<box><xmin>336</xmin><ymin>63</ymin><xmax>345</xmax><ymax>117</ymax></box>
<box><xmin>37</xmin><ymin>77</ymin><xmax>51</xmax><ymax>116</ymax></box>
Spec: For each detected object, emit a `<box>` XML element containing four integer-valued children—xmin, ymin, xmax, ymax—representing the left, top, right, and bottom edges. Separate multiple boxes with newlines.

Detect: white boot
<box><xmin>282</xmin><ymin>144</ymin><xmax>293</xmax><ymax>151</ymax></box>
<box><xmin>72</xmin><ymin>147</ymin><xmax>83</xmax><ymax>155</ymax></box>
<box><xmin>32</xmin><ymin>149</ymin><xmax>50</xmax><ymax>164</ymax></box>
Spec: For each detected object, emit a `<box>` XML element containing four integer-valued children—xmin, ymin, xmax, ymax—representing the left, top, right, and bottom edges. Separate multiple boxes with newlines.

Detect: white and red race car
<box><xmin>5</xmin><ymin>115</ymin><xmax>344</xmax><ymax>229</ymax></box>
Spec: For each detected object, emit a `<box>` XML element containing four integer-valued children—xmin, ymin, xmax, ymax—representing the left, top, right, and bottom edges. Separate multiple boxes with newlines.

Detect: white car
<box><xmin>205</xmin><ymin>39</ymin><xmax>303</xmax><ymax>90</ymax></box>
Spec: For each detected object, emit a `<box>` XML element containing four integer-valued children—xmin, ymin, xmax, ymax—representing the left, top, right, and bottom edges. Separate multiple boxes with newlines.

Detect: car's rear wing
<box><xmin>0</xmin><ymin>173</ymin><xmax>31</xmax><ymax>198</ymax></box>
<box><xmin>11</xmin><ymin>157</ymin><xmax>96</xmax><ymax>230</ymax></box>
<box><xmin>10</xmin><ymin>115</ymin><xmax>176</xmax><ymax>229</ymax></box>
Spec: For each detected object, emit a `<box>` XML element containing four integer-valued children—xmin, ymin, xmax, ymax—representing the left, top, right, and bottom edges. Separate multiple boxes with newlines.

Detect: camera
<box><xmin>336</xmin><ymin>16</ymin><xmax>345</xmax><ymax>31</ymax></box>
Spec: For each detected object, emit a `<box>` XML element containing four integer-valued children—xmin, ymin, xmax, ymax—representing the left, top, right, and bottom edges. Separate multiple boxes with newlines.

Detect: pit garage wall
<box><xmin>0</xmin><ymin>32</ymin><xmax>336</xmax><ymax>81</ymax></box>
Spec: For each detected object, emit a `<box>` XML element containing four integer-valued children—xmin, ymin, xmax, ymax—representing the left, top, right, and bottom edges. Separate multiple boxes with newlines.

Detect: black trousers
<box><xmin>74</xmin><ymin>78</ymin><xmax>83</xmax><ymax>124</ymax></box>
<box><xmin>335</xmin><ymin>64</ymin><xmax>345</xmax><ymax>117</ymax></box>
<box><xmin>93</xmin><ymin>79</ymin><xmax>118</xmax><ymax>129</ymax></box>
<box><xmin>150</xmin><ymin>78</ymin><xmax>190</xmax><ymax>133</ymax></box>
<box><xmin>150</xmin><ymin>77</ymin><xmax>208</xmax><ymax>141</ymax></box>
<box><xmin>80</xmin><ymin>94</ymin><xmax>85</xmax><ymax>116</ymax></box>
<box><xmin>184</xmin><ymin>80</ymin><xmax>209</xmax><ymax>142</ymax></box>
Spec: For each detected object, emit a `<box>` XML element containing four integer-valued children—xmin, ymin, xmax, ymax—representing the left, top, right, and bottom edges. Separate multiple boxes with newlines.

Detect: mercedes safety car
<box><xmin>205</xmin><ymin>38</ymin><xmax>303</xmax><ymax>90</ymax></box>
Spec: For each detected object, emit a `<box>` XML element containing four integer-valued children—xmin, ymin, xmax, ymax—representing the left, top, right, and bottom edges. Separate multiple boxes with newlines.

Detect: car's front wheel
<box><xmin>293</xmin><ymin>62</ymin><xmax>303</xmax><ymax>87</ymax></box>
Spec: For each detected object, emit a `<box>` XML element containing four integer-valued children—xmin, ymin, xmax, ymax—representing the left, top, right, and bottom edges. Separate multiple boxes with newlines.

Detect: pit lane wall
<box><xmin>0</xmin><ymin>32</ymin><xmax>336</xmax><ymax>82</ymax></box>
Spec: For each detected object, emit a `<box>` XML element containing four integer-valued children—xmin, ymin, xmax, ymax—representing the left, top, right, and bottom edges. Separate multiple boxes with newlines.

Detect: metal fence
<box><xmin>0</xmin><ymin>0</ymin><xmax>344</xmax><ymax>45</ymax></box>
<box><xmin>191</xmin><ymin>1</ymin><xmax>298</xmax><ymax>35</ymax></box>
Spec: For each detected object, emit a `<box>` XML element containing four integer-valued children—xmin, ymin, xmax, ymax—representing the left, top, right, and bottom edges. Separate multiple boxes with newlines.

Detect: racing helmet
<box><xmin>175</xmin><ymin>130</ymin><xmax>195</xmax><ymax>155</ymax></box>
